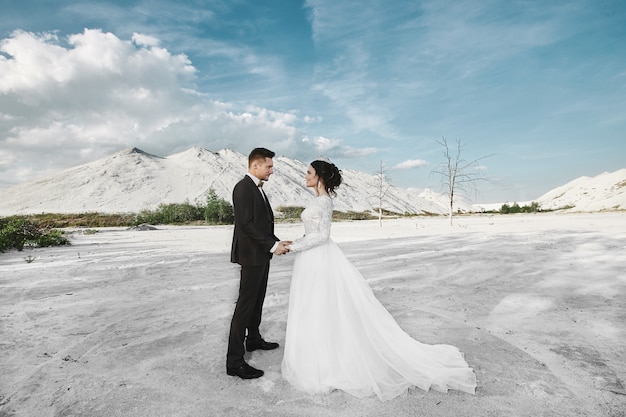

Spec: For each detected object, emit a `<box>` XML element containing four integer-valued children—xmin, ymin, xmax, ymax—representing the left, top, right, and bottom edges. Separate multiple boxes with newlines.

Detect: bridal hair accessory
<box><xmin>315</xmin><ymin>156</ymin><xmax>333</xmax><ymax>164</ymax></box>
<box><xmin>314</xmin><ymin>156</ymin><xmax>337</xmax><ymax>180</ymax></box>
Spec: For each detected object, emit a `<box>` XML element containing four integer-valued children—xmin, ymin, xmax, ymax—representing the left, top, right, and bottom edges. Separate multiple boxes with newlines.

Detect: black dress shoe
<box><xmin>246</xmin><ymin>339</ymin><xmax>279</xmax><ymax>352</ymax></box>
<box><xmin>226</xmin><ymin>362</ymin><xmax>264</xmax><ymax>379</ymax></box>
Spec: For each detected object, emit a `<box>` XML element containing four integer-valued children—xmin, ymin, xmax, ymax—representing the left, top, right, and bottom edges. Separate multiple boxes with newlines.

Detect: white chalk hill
<box><xmin>0</xmin><ymin>147</ymin><xmax>455</xmax><ymax>216</ymax></box>
<box><xmin>1</xmin><ymin>147</ymin><xmax>624</xmax><ymax>215</ymax></box>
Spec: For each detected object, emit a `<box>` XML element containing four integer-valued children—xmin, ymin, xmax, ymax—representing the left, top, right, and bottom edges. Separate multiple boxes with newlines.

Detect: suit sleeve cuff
<box><xmin>270</xmin><ymin>241</ymin><xmax>279</xmax><ymax>253</ymax></box>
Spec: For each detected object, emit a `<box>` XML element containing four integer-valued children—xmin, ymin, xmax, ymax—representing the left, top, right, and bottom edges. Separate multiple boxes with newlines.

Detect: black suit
<box><xmin>227</xmin><ymin>175</ymin><xmax>279</xmax><ymax>368</ymax></box>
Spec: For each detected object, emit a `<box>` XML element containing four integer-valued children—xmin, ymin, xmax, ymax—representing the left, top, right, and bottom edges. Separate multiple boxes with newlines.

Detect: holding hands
<box><xmin>274</xmin><ymin>240</ymin><xmax>292</xmax><ymax>255</ymax></box>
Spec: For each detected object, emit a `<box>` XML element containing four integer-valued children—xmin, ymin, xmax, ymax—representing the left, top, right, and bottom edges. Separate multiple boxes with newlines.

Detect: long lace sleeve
<box><xmin>289</xmin><ymin>196</ymin><xmax>333</xmax><ymax>252</ymax></box>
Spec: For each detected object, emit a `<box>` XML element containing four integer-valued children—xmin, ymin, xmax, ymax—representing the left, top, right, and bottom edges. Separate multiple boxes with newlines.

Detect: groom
<box><xmin>226</xmin><ymin>147</ymin><xmax>290</xmax><ymax>379</ymax></box>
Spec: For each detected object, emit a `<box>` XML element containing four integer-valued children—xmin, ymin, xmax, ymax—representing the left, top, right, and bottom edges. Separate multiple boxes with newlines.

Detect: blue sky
<box><xmin>1</xmin><ymin>0</ymin><xmax>625</xmax><ymax>203</ymax></box>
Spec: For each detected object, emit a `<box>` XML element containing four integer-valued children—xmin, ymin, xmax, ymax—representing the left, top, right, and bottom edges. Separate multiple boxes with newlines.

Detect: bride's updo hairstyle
<box><xmin>311</xmin><ymin>158</ymin><xmax>343</xmax><ymax>197</ymax></box>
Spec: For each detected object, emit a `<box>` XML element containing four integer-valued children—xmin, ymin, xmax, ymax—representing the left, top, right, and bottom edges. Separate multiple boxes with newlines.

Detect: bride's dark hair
<box><xmin>311</xmin><ymin>159</ymin><xmax>342</xmax><ymax>197</ymax></box>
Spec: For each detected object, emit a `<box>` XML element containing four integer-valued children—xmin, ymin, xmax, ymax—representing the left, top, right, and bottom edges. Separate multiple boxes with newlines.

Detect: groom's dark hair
<box><xmin>248</xmin><ymin>148</ymin><xmax>275</xmax><ymax>166</ymax></box>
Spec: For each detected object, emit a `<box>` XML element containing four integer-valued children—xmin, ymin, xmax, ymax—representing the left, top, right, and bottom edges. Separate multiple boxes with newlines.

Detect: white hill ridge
<box><xmin>0</xmin><ymin>147</ymin><xmax>624</xmax><ymax>216</ymax></box>
<box><xmin>0</xmin><ymin>147</ymin><xmax>461</xmax><ymax>216</ymax></box>
<box><xmin>535</xmin><ymin>169</ymin><xmax>626</xmax><ymax>212</ymax></box>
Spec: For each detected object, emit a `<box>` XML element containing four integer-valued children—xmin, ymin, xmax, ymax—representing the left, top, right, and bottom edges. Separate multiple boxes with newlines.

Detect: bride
<box><xmin>281</xmin><ymin>158</ymin><xmax>477</xmax><ymax>401</ymax></box>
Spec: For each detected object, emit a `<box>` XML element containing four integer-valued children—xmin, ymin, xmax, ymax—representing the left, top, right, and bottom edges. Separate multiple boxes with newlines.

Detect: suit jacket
<box><xmin>230</xmin><ymin>175</ymin><xmax>279</xmax><ymax>266</ymax></box>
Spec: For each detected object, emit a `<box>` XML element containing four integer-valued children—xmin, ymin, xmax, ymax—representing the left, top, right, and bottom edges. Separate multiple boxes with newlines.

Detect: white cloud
<box><xmin>309</xmin><ymin>135</ymin><xmax>340</xmax><ymax>153</ymax></box>
<box><xmin>303</xmin><ymin>115</ymin><xmax>322</xmax><ymax>123</ymax></box>
<box><xmin>300</xmin><ymin>135</ymin><xmax>378</xmax><ymax>160</ymax></box>
<box><xmin>393</xmin><ymin>159</ymin><xmax>428</xmax><ymax>169</ymax></box>
<box><xmin>0</xmin><ymin>29</ymin><xmax>365</xmax><ymax>186</ymax></box>
<box><xmin>132</xmin><ymin>33</ymin><xmax>160</xmax><ymax>47</ymax></box>
<box><xmin>0</xmin><ymin>149</ymin><xmax>16</xmax><ymax>165</ymax></box>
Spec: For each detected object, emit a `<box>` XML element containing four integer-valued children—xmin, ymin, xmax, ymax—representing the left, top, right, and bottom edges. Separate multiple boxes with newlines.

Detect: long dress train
<box><xmin>281</xmin><ymin>195</ymin><xmax>477</xmax><ymax>401</ymax></box>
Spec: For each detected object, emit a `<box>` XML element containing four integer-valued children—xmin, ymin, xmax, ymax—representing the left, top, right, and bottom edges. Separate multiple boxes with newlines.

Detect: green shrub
<box><xmin>134</xmin><ymin>202</ymin><xmax>205</xmax><ymax>225</ymax></box>
<box><xmin>0</xmin><ymin>216</ymin><xmax>69</xmax><ymax>252</ymax></box>
<box><xmin>34</xmin><ymin>229</ymin><xmax>70</xmax><ymax>247</ymax></box>
<box><xmin>133</xmin><ymin>209</ymin><xmax>161</xmax><ymax>226</ymax></box>
<box><xmin>131</xmin><ymin>192</ymin><xmax>234</xmax><ymax>226</ymax></box>
<box><xmin>525</xmin><ymin>201</ymin><xmax>540</xmax><ymax>213</ymax></box>
<box><xmin>205</xmin><ymin>189</ymin><xmax>234</xmax><ymax>224</ymax></box>
<box><xmin>500</xmin><ymin>201</ymin><xmax>541</xmax><ymax>214</ymax></box>
<box><xmin>160</xmin><ymin>203</ymin><xmax>204</xmax><ymax>224</ymax></box>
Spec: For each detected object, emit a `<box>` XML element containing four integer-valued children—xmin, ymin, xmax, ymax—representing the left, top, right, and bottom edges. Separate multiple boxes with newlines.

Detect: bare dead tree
<box><xmin>373</xmin><ymin>160</ymin><xmax>391</xmax><ymax>227</ymax></box>
<box><xmin>431</xmin><ymin>137</ymin><xmax>493</xmax><ymax>225</ymax></box>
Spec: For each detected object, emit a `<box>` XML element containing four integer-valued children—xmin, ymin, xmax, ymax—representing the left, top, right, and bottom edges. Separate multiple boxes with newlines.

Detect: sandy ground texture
<box><xmin>1</xmin><ymin>212</ymin><xmax>625</xmax><ymax>417</ymax></box>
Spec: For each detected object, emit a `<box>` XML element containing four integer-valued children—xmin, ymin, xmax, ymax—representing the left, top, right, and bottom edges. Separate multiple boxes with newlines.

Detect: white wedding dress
<box><xmin>281</xmin><ymin>195</ymin><xmax>477</xmax><ymax>401</ymax></box>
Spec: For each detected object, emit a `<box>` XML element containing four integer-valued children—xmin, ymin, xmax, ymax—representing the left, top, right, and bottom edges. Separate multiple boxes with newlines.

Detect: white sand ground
<box><xmin>1</xmin><ymin>212</ymin><xmax>625</xmax><ymax>417</ymax></box>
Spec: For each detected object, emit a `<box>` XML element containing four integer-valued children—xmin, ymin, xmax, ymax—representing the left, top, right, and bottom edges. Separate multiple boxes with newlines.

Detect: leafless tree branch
<box><xmin>431</xmin><ymin>137</ymin><xmax>494</xmax><ymax>225</ymax></box>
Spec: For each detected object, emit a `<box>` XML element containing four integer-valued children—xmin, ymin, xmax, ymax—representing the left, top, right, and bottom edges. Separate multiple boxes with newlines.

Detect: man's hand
<box><xmin>274</xmin><ymin>240</ymin><xmax>292</xmax><ymax>255</ymax></box>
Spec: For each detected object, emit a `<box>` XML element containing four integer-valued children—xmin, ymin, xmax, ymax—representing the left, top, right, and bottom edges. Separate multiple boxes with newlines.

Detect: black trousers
<box><xmin>226</xmin><ymin>262</ymin><xmax>270</xmax><ymax>368</ymax></box>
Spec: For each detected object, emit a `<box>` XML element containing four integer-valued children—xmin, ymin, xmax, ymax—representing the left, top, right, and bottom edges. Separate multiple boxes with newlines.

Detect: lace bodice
<box><xmin>289</xmin><ymin>195</ymin><xmax>333</xmax><ymax>252</ymax></box>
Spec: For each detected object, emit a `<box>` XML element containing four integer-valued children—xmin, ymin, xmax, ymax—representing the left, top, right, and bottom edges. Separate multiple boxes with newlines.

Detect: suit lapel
<box><xmin>260</xmin><ymin>188</ymin><xmax>273</xmax><ymax>218</ymax></box>
<box><xmin>246</xmin><ymin>175</ymin><xmax>273</xmax><ymax>218</ymax></box>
